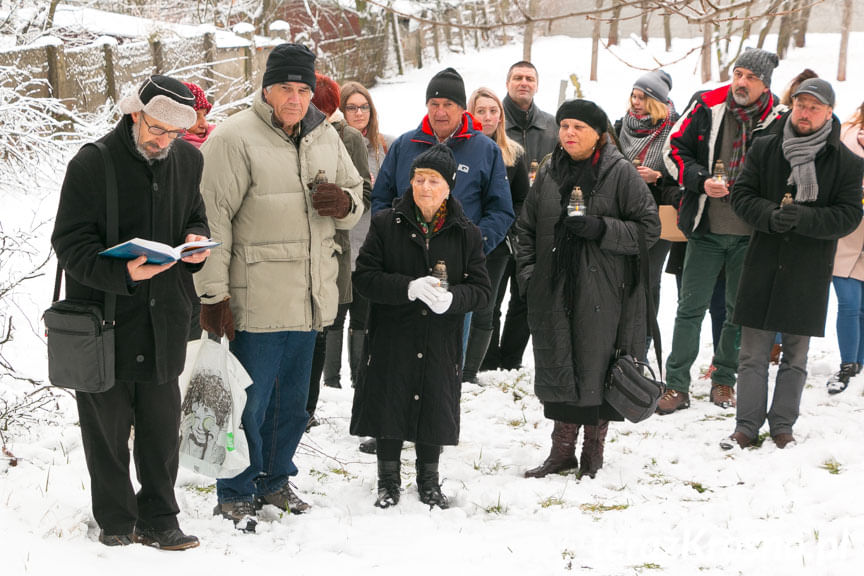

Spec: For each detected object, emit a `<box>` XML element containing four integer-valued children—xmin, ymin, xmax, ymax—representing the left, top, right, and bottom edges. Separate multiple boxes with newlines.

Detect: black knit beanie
<box><xmin>426</xmin><ymin>67</ymin><xmax>467</xmax><ymax>109</ymax></box>
<box><xmin>555</xmin><ymin>99</ymin><xmax>608</xmax><ymax>136</ymax></box>
<box><xmin>263</xmin><ymin>43</ymin><xmax>316</xmax><ymax>90</ymax></box>
<box><xmin>410</xmin><ymin>144</ymin><xmax>457</xmax><ymax>191</ymax></box>
<box><xmin>734</xmin><ymin>48</ymin><xmax>779</xmax><ymax>88</ymax></box>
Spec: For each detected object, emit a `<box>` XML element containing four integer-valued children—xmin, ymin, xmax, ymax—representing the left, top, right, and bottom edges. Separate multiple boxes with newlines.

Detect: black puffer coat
<box><xmin>350</xmin><ymin>193</ymin><xmax>491</xmax><ymax>445</ymax></box>
<box><xmin>731</xmin><ymin>114</ymin><xmax>863</xmax><ymax>336</ymax></box>
<box><xmin>52</xmin><ymin>116</ymin><xmax>209</xmax><ymax>384</ymax></box>
<box><xmin>515</xmin><ymin>141</ymin><xmax>660</xmax><ymax>406</ymax></box>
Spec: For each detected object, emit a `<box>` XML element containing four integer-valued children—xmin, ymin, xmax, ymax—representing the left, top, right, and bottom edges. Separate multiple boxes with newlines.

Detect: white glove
<box><xmin>425</xmin><ymin>290</ymin><xmax>453</xmax><ymax>315</ymax></box>
<box><xmin>408</xmin><ymin>275</ymin><xmax>443</xmax><ymax>302</ymax></box>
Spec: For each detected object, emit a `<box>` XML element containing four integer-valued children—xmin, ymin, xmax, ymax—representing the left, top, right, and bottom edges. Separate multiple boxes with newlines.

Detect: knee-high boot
<box><xmin>322</xmin><ymin>328</ymin><xmax>343</xmax><ymax>388</ymax></box>
<box><xmin>348</xmin><ymin>328</ymin><xmax>365</xmax><ymax>388</ymax></box>
<box><xmin>374</xmin><ymin>459</ymin><xmax>401</xmax><ymax>508</ymax></box>
<box><xmin>579</xmin><ymin>419</ymin><xmax>609</xmax><ymax>479</ymax></box>
<box><xmin>524</xmin><ymin>420</ymin><xmax>580</xmax><ymax>478</ymax></box>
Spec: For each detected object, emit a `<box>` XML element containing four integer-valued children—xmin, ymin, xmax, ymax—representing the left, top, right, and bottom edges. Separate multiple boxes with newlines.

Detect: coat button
<box><xmin>589</xmin><ymin>266</ymin><xmax>597</xmax><ymax>272</ymax></box>
<box><xmin>411</xmin><ymin>233</ymin><xmax>417</xmax><ymax>238</ymax></box>
<box><xmin>414</xmin><ymin>394</ymin><xmax>420</xmax><ymax>400</ymax></box>
<box><xmin>150</xmin><ymin>298</ymin><xmax>156</xmax><ymax>307</ymax></box>
<box><xmin>136</xmin><ymin>354</ymin><xmax>145</xmax><ymax>363</ymax></box>
<box><xmin>417</xmin><ymin>352</ymin><xmax>423</xmax><ymax>359</ymax></box>
<box><xmin>778</xmin><ymin>264</ymin><xmax>784</xmax><ymax>270</ymax></box>
<box><xmin>421</xmin><ymin>309</ymin><xmax>428</xmax><ymax>316</ymax></box>
<box><xmin>594</xmin><ymin>305</ymin><xmax>601</xmax><ymax>312</ymax></box>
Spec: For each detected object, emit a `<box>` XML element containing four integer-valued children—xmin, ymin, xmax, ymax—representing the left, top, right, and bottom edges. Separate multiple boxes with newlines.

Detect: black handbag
<box><xmin>44</xmin><ymin>142</ymin><xmax>117</xmax><ymax>393</ymax></box>
<box><xmin>604</xmin><ymin>230</ymin><xmax>666</xmax><ymax>423</ymax></box>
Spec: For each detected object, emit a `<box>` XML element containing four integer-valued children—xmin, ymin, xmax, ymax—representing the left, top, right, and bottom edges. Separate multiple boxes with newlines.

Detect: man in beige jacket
<box><xmin>194</xmin><ymin>43</ymin><xmax>363</xmax><ymax>532</ymax></box>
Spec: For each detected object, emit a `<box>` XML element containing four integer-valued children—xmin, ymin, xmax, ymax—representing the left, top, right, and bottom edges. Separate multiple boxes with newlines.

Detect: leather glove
<box><xmin>408</xmin><ymin>276</ymin><xmax>442</xmax><ymax>302</ymax></box>
<box><xmin>425</xmin><ymin>290</ymin><xmax>453</xmax><ymax>315</ymax></box>
<box><xmin>564</xmin><ymin>215</ymin><xmax>606</xmax><ymax>240</ymax></box>
<box><xmin>769</xmin><ymin>204</ymin><xmax>800</xmax><ymax>233</ymax></box>
<box><xmin>200</xmin><ymin>298</ymin><xmax>235</xmax><ymax>341</ymax></box>
<box><xmin>312</xmin><ymin>182</ymin><xmax>352</xmax><ymax>218</ymax></box>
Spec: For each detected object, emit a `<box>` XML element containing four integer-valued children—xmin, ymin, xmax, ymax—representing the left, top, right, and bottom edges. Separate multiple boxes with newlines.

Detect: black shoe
<box><xmin>827</xmin><ymin>362</ymin><xmax>857</xmax><ymax>394</ymax></box>
<box><xmin>359</xmin><ymin>437</ymin><xmax>377</xmax><ymax>454</ymax></box>
<box><xmin>255</xmin><ymin>482</ymin><xmax>310</xmax><ymax>514</ymax></box>
<box><xmin>98</xmin><ymin>530</ymin><xmax>134</xmax><ymax>547</ymax></box>
<box><xmin>305</xmin><ymin>413</ymin><xmax>320</xmax><ymax>432</ymax></box>
<box><xmin>213</xmin><ymin>501</ymin><xmax>257</xmax><ymax>533</ymax></box>
<box><xmin>416</xmin><ymin>461</ymin><xmax>449</xmax><ymax>509</ymax></box>
<box><xmin>133</xmin><ymin>527</ymin><xmax>199</xmax><ymax>551</ymax></box>
<box><xmin>374</xmin><ymin>460</ymin><xmax>401</xmax><ymax>509</ymax></box>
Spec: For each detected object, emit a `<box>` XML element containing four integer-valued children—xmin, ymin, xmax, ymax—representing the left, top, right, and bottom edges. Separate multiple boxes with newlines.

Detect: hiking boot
<box><xmin>525</xmin><ymin>421</ymin><xmax>580</xmax><ymax>478</ymax></box>
<box><xmin>710</xmin><ymin>383</ymin><xmax>736</xmax><ymax>408</ymax></box>
<box><xmin>359</xmin><ymin>437</ymin><xmax>377</xmax><ymax>454</ymax></box>
<box><xmin>416</xmin><ymin>461</ymin><xmax>449</xmax><ymax>509</ymax></box>
<box><xmin>305</xmin><ymin>412</ymin><xmax>320</xmax><ymax>432</ymax></box>
<box><xmin>827</xmin><ymin>362</ymin><xmax>857</xmax><ymax>395</ymax></box>
<box><xmin>213</xmin><ymin>501</ymin><xmax>257</xmax><ymax>533</ymax></box>
<box><xmin>579</xmin><ymin>420</ymin><xmax>609</xmax><ymax>479</ymax></box>
<box><xmin>656</xmin><ymin>389</ymin><xmax>690</xmax><ymax>414</ymax></box>
<box><xmin>133</xmin><ymin>527</ymin><xmax>199</xmax><ymax>551</ymax></box>
<box><xmin>719</xmin><ymin>431</ymin><xmax>753</xmax><ymax>450</ymax></box>
<box><xmin>98</xmin><ymin>530</ymin><xmax>134</xmax><ymax>547</ymax></box>
<box><xmin>255</xmin><ymin>482</ymin><xmax>310</xmax><ymax>514</ymax></box>
<box><xmin>772</xmin><ymin>433</ymin><xmax>796</xmax><ymax>449</ymax></box>
<box><xmin>374</xmin><ymin>460</ymin><xmax>401</xmax><ymax>509</ymax></box>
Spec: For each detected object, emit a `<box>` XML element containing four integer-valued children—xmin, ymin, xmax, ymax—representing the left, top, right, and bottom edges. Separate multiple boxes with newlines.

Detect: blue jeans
<box><xmin>833</xmin><ymin>276</ymin><xmax>864</xmax><ymax>364</ymax></box>
<box><xmin>217</xmin><ymin>330</ymin><xmax>317</xmax><ymax>503</ymax></box>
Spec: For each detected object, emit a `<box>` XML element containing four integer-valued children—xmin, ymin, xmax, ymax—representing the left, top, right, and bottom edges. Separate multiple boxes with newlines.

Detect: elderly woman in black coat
<box><xmin>517</xmin><ymin>100</ymin><xmax>660</xmax><ymax>479</ymax></box>
<box><xmin>350</xmin><ymin>144</ymin><xmax>491</xmax><ymax>509</ymax></box>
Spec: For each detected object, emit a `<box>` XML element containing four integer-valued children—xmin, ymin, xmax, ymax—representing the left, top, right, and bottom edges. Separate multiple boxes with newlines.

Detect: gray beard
<box><xmin>131</xmin><ymin>121</ymin><xmax>173</xmax><ymax>163</ymax></box>
<box><xmin>731</xmin><ymin>90</ymin><xmax>751</xmax><ymax>106</ymax></box>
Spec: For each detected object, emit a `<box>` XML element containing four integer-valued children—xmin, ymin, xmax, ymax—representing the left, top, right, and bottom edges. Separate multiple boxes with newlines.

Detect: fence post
<box><xmin>416</xmin><ymin>24</ymin><xmax>424</xmax><ymax>69</ymax></box>
<box><xmin>432</xmin><ymin>23</ymin><xmax>440</xmax><ymax>62</ymax></box>
<box><xmin>151</xmin><ymin>37</ymin><xmax>164</xmax><ymax>74</ymax></box>
<box><xmin>202</xmin><ymin>31</ymin><xmax>215</xmax><ymax>91</ymax></box>
<box><xmin>102</xmin><ymin>40</ymin><xmax>117</xmax><ymax>104</ymax></box>
<box><xmin>45</xmin><ymin>42</ymin><xmax>67</xmax><ymax>100</ymax></box>
<box><xmin>391</xmin><ymin>12</ymin><xmax>404</xmax><ymax>76</ymax></box>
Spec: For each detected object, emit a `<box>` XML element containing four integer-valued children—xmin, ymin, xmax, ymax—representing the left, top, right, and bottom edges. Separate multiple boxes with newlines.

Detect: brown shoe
<box><xmin>524</xmin><ymin>421</ymin><xmax>579</xmax><ymax>478</ymax></box>
<box><xmin>719</xmin><ymin>431</ymin><xmax>752</xmax><ymax>450</ymax></box>
<box><xmin>770</xmin><ymin>343</ymin><xmax>782</xmax><ymax>365</ymax></box>
<box><xmin>772</xmin><ymin>433</ymin><xmax>796</xmax><ymax>449</ymax></box>
<box><xmin>710</xmin><ymin>383</ymin><xmax>736</xmax><ymax>408</ymax></box>
<box><xmin>656</xmin><ymin>389</ymin><xmax>690</xmax><ymax>415</ymax></box>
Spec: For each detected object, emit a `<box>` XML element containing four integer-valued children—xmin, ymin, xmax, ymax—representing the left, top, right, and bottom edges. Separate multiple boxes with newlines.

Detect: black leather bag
<box><xmin>605</xmin><ymin>354</ymin><xmax>665</xmax><ymax>423</ymax></box>
<box><xmin>44</xmin><ymin>142</ymin><xmax>117</xmax><ymax>393</ymax></box>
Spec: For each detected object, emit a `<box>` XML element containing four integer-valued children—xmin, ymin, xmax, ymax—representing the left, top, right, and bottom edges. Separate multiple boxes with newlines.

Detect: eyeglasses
<box><xmin>141</xmin><ymin>114</ymin><xmax>186</xmax><ymax>139</ymax></box>
<box><xmin>345</xmin><ymin>104</ymin><xmax>370</xmax><ymax>113</ymax></box>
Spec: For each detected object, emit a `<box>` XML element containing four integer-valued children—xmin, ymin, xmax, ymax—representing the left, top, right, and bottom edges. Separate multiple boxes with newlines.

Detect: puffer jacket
<box><xmin>833</xmin><ymin>124</ymin><xmax>864</xmax><ymax>281</ymax></box>
<box><xmin>195</xmin><ymin>95</ymin><xmax>364</xmax><ymax>332</ymax></box>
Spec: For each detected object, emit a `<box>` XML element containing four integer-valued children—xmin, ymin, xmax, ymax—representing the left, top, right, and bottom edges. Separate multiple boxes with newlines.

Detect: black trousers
<box><xmin>76</xmin><ymin>378</ymin><xmax>181</xmax><ymax>535</ymax></box>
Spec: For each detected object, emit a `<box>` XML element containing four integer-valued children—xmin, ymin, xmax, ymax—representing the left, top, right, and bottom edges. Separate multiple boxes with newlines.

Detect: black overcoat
<box><xmin>731</xmin><ymin>114</ymin><xmax>863</xmax><ymax>336</ymax></box>
<box><xmin>515</xmin><ymin>142</ymin><xmax>660</xmax><ymax>407</ymax></box>
<box><xmin>51</xmin><ymin>116</ymin><xmax>209</xmax><ymax>384</ymax></box>
<box><xmin>350</xmin><ymin>193</ymin><xmax>491</xmax><ymax>445</ymax></box>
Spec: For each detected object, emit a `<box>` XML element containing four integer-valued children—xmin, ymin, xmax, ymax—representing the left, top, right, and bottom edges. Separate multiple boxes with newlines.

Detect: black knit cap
<box><xmin>263</xmin><ymin>43</ymin><xmax>316</xmax><ymax>90</ymax></box>
<box><xmin>426</xmin><ymin>67</ymin><xmax>467</xmax><ymax>109</ymax></box>
<box><xmin>555</xmin><ymin>99</ymin><xmax>609</xmax><ymax>136</ymax></box>
<box><xmin>411</xmin><ymin>144</ymin><xmax>457</xmax><ymax>191</ymax></box>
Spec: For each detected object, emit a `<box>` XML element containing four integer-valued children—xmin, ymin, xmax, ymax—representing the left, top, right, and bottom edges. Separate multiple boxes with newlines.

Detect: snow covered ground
<box><xmin>2</xmin><ymin>32</ymin><xmax>864</xmax><ymax>575</ymax></box>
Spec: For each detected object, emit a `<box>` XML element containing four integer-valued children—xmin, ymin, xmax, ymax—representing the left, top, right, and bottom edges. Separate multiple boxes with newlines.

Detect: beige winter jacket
<box><xmin>833</xmin><ymin>124</ymin><xmax>864</xmax><ymax>281</ymax></box>
<box><xmin>195</xmin><ymin>95</ymin><xmax>364</xmax><ymax>332</ymax></box>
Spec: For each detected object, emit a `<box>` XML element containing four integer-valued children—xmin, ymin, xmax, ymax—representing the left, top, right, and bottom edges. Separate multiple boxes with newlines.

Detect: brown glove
<box><xmin>312</xmin><ymin>182</ymin><xmax>352</xmax><ymax>218</ymax></box>
<box><xmin>200</xmin><ymin>298</ymin><xmax>235</xmax><ymax>341</ymax></box>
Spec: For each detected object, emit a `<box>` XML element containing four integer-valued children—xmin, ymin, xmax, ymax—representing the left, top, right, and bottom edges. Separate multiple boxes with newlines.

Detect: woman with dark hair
<box><xmin>517</xmin><ymin>100</ymin><xmax>659</xmax><ymax>479</ymax></box>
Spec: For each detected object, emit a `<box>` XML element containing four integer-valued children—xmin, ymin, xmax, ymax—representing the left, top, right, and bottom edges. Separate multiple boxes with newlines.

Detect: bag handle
<box><xmin>52</xmin><ymin>141</ymin><xmax>118</xmax><ymax>327</ymax></box>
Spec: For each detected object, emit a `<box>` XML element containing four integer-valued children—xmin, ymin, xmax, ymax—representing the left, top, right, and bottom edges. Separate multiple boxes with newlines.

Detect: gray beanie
<box><xmin>633</xmin><ymin>69</ymin><xmax>672</xmax><ymax>104</ymax></box>
<box><xmin>118</xmin><ymin>75</ymin><xmax>197</xmax><ymax>129</ymax></box>
<box><xmin>734</xmin><ymin>48</ymin><xmax>779</xmax><ymax>87</ymax></box>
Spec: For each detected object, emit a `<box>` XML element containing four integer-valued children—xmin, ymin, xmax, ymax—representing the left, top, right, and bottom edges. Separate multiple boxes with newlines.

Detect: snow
<box><xmin>3</xmin><ymin>31</ymin><xmax>864</xmax><ymax>576</ymax></box>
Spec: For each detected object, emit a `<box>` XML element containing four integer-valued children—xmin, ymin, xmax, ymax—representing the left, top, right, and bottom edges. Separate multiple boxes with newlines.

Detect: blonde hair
<box><xmin>468</xmin><ymin>87</ymin><xmax>524</xmax><ymax>167</ymax></box>
<box><xmin>628</xmin><ymin>90</ymin><xmax>670</xmax><ymax>125</ymax></box>
<box><xmin>340</xmin><ymin>81</ymin><xmax>388</xmax><ymax>156</ymax></box>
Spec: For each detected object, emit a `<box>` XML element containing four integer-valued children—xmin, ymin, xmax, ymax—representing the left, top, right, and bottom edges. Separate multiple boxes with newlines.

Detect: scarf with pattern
<box><xmin>724</xmin><ymin>90</ymin><xmax>773</xmax><ymax>186</ymax></box>
<box><xmin>414</xmin><ymin>201</ymin><xmax>448</xmax><ymax>238</ymax></box>
<box><xmin>618</xmin><ymin>109</ymin><xmax>676</xmax><ymax>170</ymax></box>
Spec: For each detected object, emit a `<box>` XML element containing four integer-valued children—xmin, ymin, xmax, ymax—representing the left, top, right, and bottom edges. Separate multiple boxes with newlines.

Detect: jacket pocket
<box><xmin>242</xmin><ymin>242</ymin><xmax>310</xmax><ymax>329</ymax></box>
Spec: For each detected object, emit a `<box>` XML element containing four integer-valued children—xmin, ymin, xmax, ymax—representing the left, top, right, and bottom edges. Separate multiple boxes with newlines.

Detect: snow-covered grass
<box><xmin>3</xmin><ymin>32</ymin><xmax>864</xmax><ymax>576</ymax></box>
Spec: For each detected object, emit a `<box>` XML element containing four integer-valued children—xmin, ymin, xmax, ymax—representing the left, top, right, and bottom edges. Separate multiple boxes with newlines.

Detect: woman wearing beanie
<box><xmin>351</xmin><ymin>144</ymin><xmax>491</xmax><ymax>508</ymax></box>
<box><xmin>462</xmin><ymin>87</ymin><xmax>530</xmax><ymax>383</ymax></box>
<box><xmin>614</xmin><ymin>69</ymin><xmax>680</xmax><ymax>357</ymax></box>
<box><xmin>517</xmin><ymin>99</ymin><xmax>659</xmax><ymax>479</ymax></box>
<box><xmin>181</xmin><ymin>81</ymin><xmax>214</xmax><ymax>148</ymax></box>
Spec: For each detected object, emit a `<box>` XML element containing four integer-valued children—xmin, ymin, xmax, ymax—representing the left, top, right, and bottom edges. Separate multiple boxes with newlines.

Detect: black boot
<box><xmin>579</xmin><ymin>419</ymin><xmax>609</xmax><ymax>479</ymax></box>
<box><xmin>374</xmin><ymin>460</ymin><xmax>401</xmax><ymax>508</ymax></box>
<box><xmin>416</xmin><ymin>461</ymin><xmax>449</xmax><ymax>509</ymax></box>
<box><xmin>524</xmin><ymin>421</ymin><xmax>580</xmax><ymax>478</ymax></box>
<box><xmin>462</xmin><ymin>326</ymin><xmax>494</xmax><ymax>383</ymax></box>
<box><xmin>348</xmin><ymin>328</ymin><xmax>365</xmax><ymax>388</ymax></box>
<box><xmin>323</xmin><ymin>329</ymin><xmax>343</xmax><ymax>388</ymax></box>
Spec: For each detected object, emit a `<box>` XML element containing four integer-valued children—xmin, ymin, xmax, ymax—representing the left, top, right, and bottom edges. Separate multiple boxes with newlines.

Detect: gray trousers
<box><xmin>736</xmin><ymin>327</ymin><xmax>810</xmax><ymax>439</ymax></box>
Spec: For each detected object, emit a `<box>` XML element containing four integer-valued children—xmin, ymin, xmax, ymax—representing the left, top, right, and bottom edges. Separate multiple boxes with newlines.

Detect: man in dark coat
<box><xmin>52</xmin><ymin>75</ymin><xmax>209</xmax><ymax>549</ymax></box>
<box><xmin>723</xmin><ymin>79</ymin><xmax>863</xmax><ymax>450</ymax></box>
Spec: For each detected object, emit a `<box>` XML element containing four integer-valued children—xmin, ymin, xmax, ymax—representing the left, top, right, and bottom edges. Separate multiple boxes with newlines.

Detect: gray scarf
<box><xmin>782</xmin><ymin>118</ymin><xmax>832</xmax><ymax>203</ymax></box>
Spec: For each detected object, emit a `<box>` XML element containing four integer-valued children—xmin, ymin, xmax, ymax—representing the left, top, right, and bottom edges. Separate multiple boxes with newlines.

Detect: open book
<box><xmin>99</xmin><ymin>238</ymin><xmax>220</xmax><ymax>265</ymax></box>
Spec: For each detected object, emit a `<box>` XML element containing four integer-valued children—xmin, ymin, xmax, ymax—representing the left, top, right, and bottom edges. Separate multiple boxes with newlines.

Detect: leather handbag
<box><xmin>44</xmin><ymin>142</ymin><xmax>117</xmax><ymax>393</ymax></box>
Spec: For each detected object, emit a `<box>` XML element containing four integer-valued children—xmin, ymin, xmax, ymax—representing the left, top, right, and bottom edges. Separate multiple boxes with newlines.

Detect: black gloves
<box><xmin>769</xmin><ymin>204</ymin><xmax>800</xmax><ymax>233</ymax></box>
<box><xmin>564</xmin><ymin>215</ymin><xmax>606</xmax><ymax>240</ymax></box>
<box><xmin>312</xmin><ymin>183</ymin><xmax>352</xmax><ymax>218</ymax></box>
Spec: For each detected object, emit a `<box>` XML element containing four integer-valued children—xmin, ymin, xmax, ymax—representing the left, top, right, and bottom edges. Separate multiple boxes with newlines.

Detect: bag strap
<box><xmin>52</xmin><ymin>141</ymin><xmax>118</xmax><ymax>326</ymax></box>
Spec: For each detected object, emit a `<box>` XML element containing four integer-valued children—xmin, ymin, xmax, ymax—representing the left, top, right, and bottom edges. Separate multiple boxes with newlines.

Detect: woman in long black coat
<box><xmin>350</xmin><ymin>144</ymin><xmax>491</xmax><ymax>509</ymax></box>
<box><xmin>517</xmin><ymin>100</ymin><xmax>660</xmax><ymax>479</ymax></box>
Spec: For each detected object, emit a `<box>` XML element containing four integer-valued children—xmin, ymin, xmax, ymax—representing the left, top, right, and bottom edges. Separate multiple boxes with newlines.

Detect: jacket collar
<box><xmin>392</xmin><ymin>188</ymin><xmax>469</xmax><ymax>232</ymax></box>
<box><xmin>413</xmin><ymin>112</ymin><xmax>480</xmax><ymax>145</ymax></box>
<box><xmin>253</xmin><ymin>93</ymin><xmax>326</xmax><ymax>141</ymax></box>
<box><xmin>774</xmin><ymin>111</ymin><xmax>843</xmax><ymax>151</ymax></box>
<box><xmin>503</xmin><ymin>94</ymin><xmax>551</xmax><ymax>131</ymax></box>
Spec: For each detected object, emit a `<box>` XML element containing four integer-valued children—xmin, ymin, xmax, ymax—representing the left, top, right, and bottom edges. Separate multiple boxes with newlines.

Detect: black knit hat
<box><xmin>734</xmin><ymin>48</ymin><xmax>779</xmax><ymax>87</ymax></box>
<box><xmin>633</xmin><ymin>69</ymin><xmax>673</xmax><ymax>104</ymax></box>
<box><xmin>426</xmin><ymin>67</ymin><xmax>467</xmax><ymax>109</ymax></box>
<box><xmin>410</xmin><ymin>144</ymin><xmax>457</xmax><ymax>191</ymax></box>
<box><xmin>555</xmin><ymin>99</ymin><xmax>609</xmax><ymax>136</ymax></box>
<box><xmin>263</xmin><ymin>43</ymin><xmax>316</xmax><ymax>90</ymax></box>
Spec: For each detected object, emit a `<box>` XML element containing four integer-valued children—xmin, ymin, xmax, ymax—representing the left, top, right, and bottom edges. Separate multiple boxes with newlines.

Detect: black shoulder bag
<box><xmin>44</xmin><ymin>142</ymin><xmax>117</xmax><ymax>393</ymax></box>
<box><xmin>604</xmin><ymin>230</ymin><xmax>666</xmax><ymax>423</ymax></box>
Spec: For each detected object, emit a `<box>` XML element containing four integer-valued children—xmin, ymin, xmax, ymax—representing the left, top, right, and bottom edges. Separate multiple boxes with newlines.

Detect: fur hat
<box><xmin>555</xmin><ymin>99</ymin><xmax>609</xmax><ymax>136</ymax></box>
<box><xmin>182</xmin><ymin>82</ymin><xmax>212</xmax><ymax>113</ymax></box>
<box><xmin>312</xmin><ymin>73</ymin><xmax>341</xmax><ymax>116</ymax></box>
<box><xmin>411</xmin><ymin>144</ymin><xmax>457</xmax><ymax>191</ymax></box>
<box><xmin>426</xmin><ymin>67</ymin><xmax>467</xmax><ymax>109</ymax></box>
<box><xmin>263</xmin><ymin>43</ymin><xmax>316</xmax><ymax>90</ymax></box>
<box><xmin>633</xmin><ymin>69</ymin><xmax>673</xmax><ymax>104</ymax></box>
<box><xmin>118</xmin><ymin>75</ymin><xmax>197</xmax><ymax>129</ymax></box>
<box><xmin>734</xmin><ymin>48</ymin><xmax>779</xmax><ymax>87</ymax></box>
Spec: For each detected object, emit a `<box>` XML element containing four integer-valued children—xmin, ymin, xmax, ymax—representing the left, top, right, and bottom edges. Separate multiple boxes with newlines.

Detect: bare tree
<box><xmin>838</xmin><ymin>0</ymin><xmax>852</xmax><ymax>81</ymax></box>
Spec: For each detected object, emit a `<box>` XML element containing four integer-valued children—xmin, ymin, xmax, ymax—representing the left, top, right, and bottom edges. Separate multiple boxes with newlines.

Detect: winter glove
<box><xmin>769</xmin><ymin>204</ymin><xmax>800</xmax><ymax>233</ymax></box>
<box><xmin>408</xmin><ymin>276</ymin><xmax>443</xmax><ymax>302</ymax></box>
<box><xmin>564</xmin><ymin>215</ymin><xmax>606</xmax><ymax>240</ymax></box>
<box><xmin>200</xmin><ymin>298</ymin><xmax>235</xmax><ymax>341</ymax></box>
<box><xmin>425</xmin><ymin>290</ymin><xmax>453</xmax><ymax>315</ymax></box>
<box><xmin>312</xmin><ymin>183</ymin><xmax>353</xmax><ymax>218</ymax></box>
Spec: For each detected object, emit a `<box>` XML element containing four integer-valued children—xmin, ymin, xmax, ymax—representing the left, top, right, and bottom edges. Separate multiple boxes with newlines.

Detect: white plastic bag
<box><xmin>178</xmin><ymin>332</ymin><xmax>251</xmax><ymax>478</ymax></box>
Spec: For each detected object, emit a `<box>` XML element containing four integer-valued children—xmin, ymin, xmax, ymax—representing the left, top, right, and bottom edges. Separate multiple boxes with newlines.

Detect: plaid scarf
<box><xmin>414</xmin><ymin>201</ymin><xmax>448</xmax><ymax>238</ymax></box>
<box><xmin>619</xmin><ymin>109</ymin><xmax>676</xmax><ymax>171</ymax></box>
<box><xmin>725</xmin><ymin>90</ymin><xmax>773</xmax><ymax>186</ymax></box>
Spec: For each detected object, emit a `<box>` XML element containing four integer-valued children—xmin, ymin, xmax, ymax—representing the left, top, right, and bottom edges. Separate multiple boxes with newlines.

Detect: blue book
<box><xmin>99</xmin><ymin>238</ymin><xmax>220</xmax><ymax>265</ymax></box>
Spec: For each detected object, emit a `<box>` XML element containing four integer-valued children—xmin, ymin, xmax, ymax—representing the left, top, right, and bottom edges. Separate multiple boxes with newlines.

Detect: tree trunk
<box><xmin>522</xmin><ymin>0</ymin><xmax>540</xmax><ymax>61</ymax></box>
<box><xmin>776</xmin><ymin>0</ymin><xmax>798</xmax><ymax>59</ymax></box>
<box><xmin>590</xmin><ymin>0</ymin><xmax>602</xmax><ymax>81</ymax></box>
<box><xmin>46</xmin><ymin>0</ymin><xmax>62</xmax><ymax>28</ymax></box>
<box><xmin>794</xmin><ymin>5</ymin><xmax>811</xmax><ymax>47</ymax></box>
<box><xmin>664</xmin><ymin>10</ymin><xmax>671</xmax><ymax>52</ymax></box>
<box><xmin>701</xmin><ymin>22</ymin><xmax>712</xmax><ymax>83</ymax></box>
<box><xmin>838</xmin><ymin>0</ymin><xmax>853</xmax><ymax>81</ymax></box>
<box><xmin>640</xmin><ymin>1</ymin><xmax>649</xmax><ymax>44</ymax></box>
<box><xmin>757</xmin><ymin>0</ymin><xmax>783</xmax><ymax>49</ymax></box>
<box><xmin>608</xmin><ymin>1</ymin><xmax>622</xmax><ymax>46</ymax></box>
